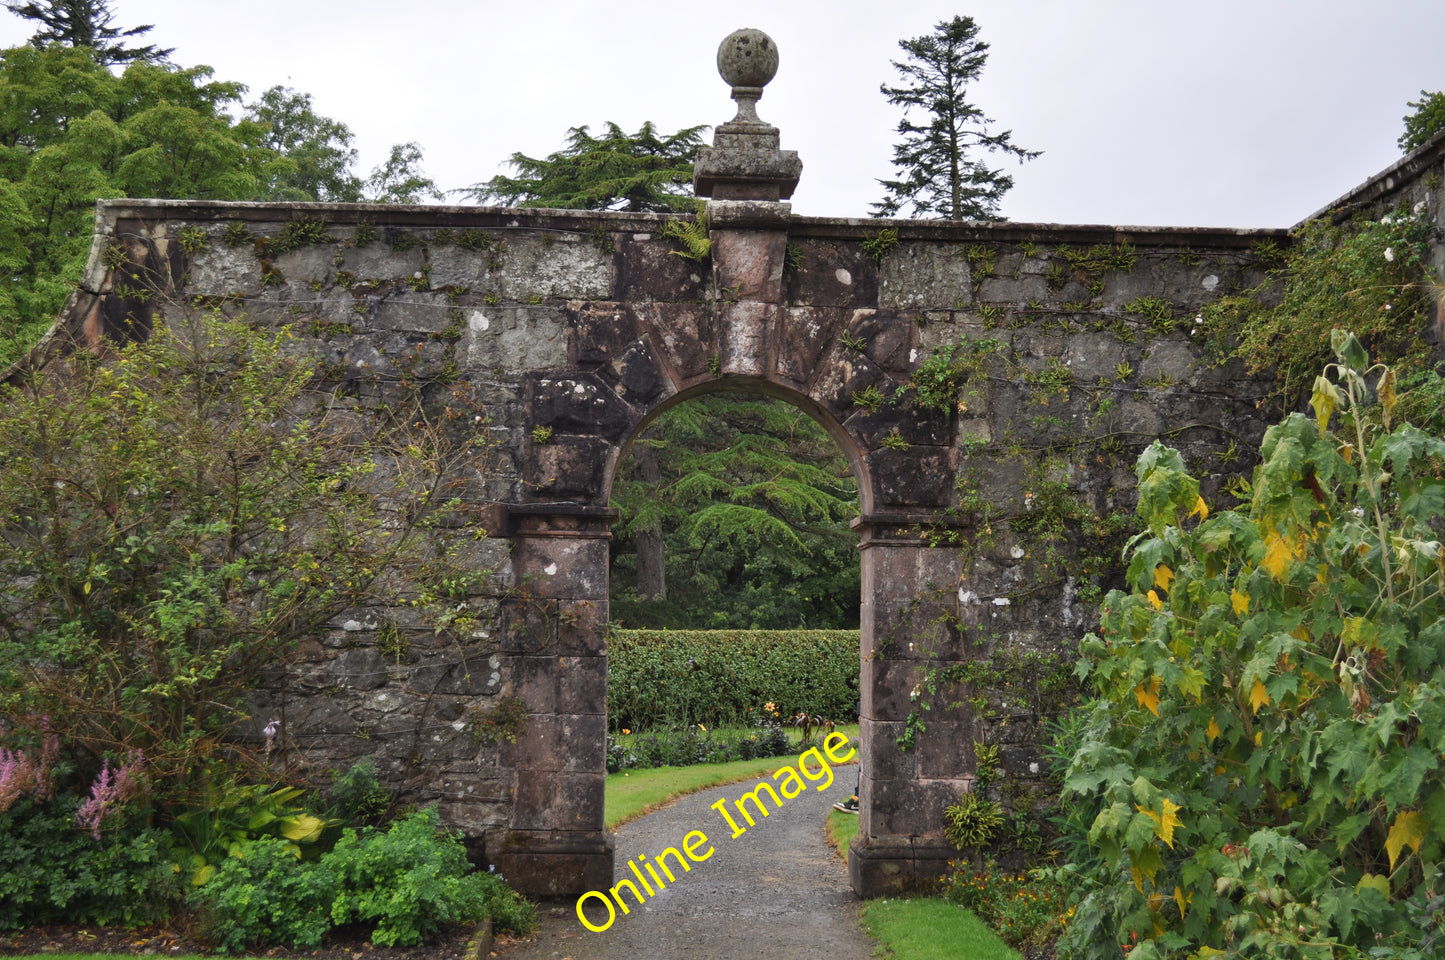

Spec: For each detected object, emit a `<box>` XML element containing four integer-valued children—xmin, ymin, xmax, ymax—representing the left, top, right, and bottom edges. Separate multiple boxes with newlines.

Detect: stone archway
<box><xmin>40</xmin><ymin>26</ymin><xmax>1312</xmax><ymax>903</ymax></box>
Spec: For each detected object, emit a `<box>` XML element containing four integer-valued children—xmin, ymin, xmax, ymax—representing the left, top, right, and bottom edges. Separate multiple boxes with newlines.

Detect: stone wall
<box><xmin>33</xmin><ymin>99</ymin><xmax>1445</xmax><ymax>900</ymax></box>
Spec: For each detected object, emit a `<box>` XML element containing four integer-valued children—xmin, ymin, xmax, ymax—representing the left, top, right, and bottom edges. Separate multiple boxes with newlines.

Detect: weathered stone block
<box><xmin>633</xmin><ymin>301</ymin><xmax>715</xmax><ymax>382</ymax></box>
<box><xmin>493</xmin><ymin>235</ymin><xmax>612</xmax><ymax>301</ymax></box>
<box><xmin>879</xmin><ymin>244</ymin><xmax>971</xmax><ymax>311</ymax></box>
<box><xmin>867</xmin><ymin>446</ymin><xmax>955</xmax><ymax>507</ymax></box>
<box><xmin>712</xmin><ymin>230</ymin><xmax>787</xmax><ymax>303</ymax></box>
<box><xmin>615</xmin><ymin>234</ymin><xmax>709</xmax><ymax>302</ymax></box>
<box><xmin>465</xmin><ymin>305</ymin><xmax>568</xmax><ymax>373</ymax></box>
<box><xmin>527</xmin><ymin>437</ymin><xmax>611</xmax><ymax>501</ymax></box>
<box><xmin>717</xmin><ymin>300</ymin><xmax>775</xmax><ymax>377</ymax></box>
<box><xmin>510</xmin><ymin>771</ymin><xmax>605</xmax><ymax>831</ymax></box>
<box><xmin>504</xmin><ymin>714</ymin><xmax>606</xmax><ymax>773</ymax></box>
<box><xmin>784</xmin><ymin>240</ymin><xmax>877</xmax><ymax>307</ymax></box>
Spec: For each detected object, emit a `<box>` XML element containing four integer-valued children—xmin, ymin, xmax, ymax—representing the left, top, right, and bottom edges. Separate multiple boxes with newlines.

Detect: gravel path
<box><xmin>497</xmin><ymin>777</ymin><xmax>875</xmax><ymax>959</ymax></box>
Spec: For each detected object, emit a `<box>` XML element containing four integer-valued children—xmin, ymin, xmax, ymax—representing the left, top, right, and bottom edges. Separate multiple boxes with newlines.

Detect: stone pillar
<box><xmin>493</xmin><ymin>504</ymin><xmax>614</xmax><ymax>896</ymax></box>
<box><xmin>848</xmin><ymin>514</ymin><xmax>974</xmax><ymax>897</ymax></box>
<box><xmin>695</xmin><ymin>28</ymin><xmax>803</xmax><ymax>379</ymax></box>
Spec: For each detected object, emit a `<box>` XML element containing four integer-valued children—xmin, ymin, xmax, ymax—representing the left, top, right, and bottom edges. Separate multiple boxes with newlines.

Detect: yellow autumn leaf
<box><xmin>1147</xmin><ymin>590</ymin><xmax>1164</xmax><ymax>611</ymax></box>
<box><xmin>1139</xmin><ymin>797</ymin><xmax>1184</xmax><ymax>848</ymax></box>
<box><xmin>1189</xmin><ymin>495</ymin><xmax>1209</xmax><ymax>521</ymax></box>
<box><xmin>1231</xmin><ymin>589</ymin><xmax>1249</xmax><ymax>616</ymax></box>
<box><xmin>1262</xmin><ymin>531</ymin><xmax>1297</xmax><ymax>580</ymax></box>
<box><xmin>1153</xmin><ymin>564</ymin><xmax>1176</xmax><ymax>592</ymax></box>
<box><xmin>1385</xmin><ymin>810</ymin><xmax>1427</xmax><ymax>871</ymax></box>
<box><xmin>1249</xmin><ymin>679</ymin><xmax>1271</xmax><ymax>714</ymax></box>
<box><xmin>1136</xmin><ymin>677</ymin><xmax>1161</xmax><ymax>717</ymax></box>
<box><xmin>1206</xmin><ymin>716</ymin><xmax>1220</xmax><ymax>742</ymax></box>
<box><xmin>1174</xmin><ymin>884</ymin><xmax>1191</xmax><ymax>919</ymax></box>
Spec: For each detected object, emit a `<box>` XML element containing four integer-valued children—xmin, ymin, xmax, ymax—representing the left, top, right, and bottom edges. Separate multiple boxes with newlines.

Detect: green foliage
<box><xmin>1400</xmin><ymin>89</ymin><xmax>1445</xmax><ymax>153</ymax></box>
<box><xmin>607</xmin><ymin>629</ymin><xmax>860</xmax><ymax>731</ymax></box>
<box><xmin>1124</xmin><ymin>295</ymin><xmax>1175</xmax><ymax>332</ymax></box>
<box><xmin>1201</xmin><ymin>209</ymin><xmax>1437</xmax><ymax>412</ymax></box>
<box><xmin>872</xmin><ymin>16</ymin><xmax>1038</xmax><ymax>221</ymax></box>
<box><xmin>0</xmin><ymin>42</ymin><xmax>443</xmax><ymax>367</ymax></box>
<box><xmin>263</xmin><ymin>215</ymin><xmax>333</xmax><ymax>256</ymax></box>
<box><xmin>1058</xmin><ymin>336</ymin><xmax>1445</xmax><ymax>959</ymax></box>
<box><xmin>325</xmin><ymin>759</ymin><xmax>393</xmax><ymax>827</ymax></box>
<box><xmin>244</xmin><ymin>85</ymin><xmax>363</xmax><ymax>202</ymax></box>
<box><xmin>363</xmin><ymin>141</ymin><xmax>442</xmax><ymax>204</ymax></box>
<box><xmin>191</xmin><ymin>835</ymin><xmax>336</xmax><ymax>952</ymax></box>
<box><xmin>606</xmin><ymin>721</ymin><xmax>803</xmax><ymax>772</ymax></box>
<box><xmin>659</xmin><ymin>211</ymin><xmax>711</xmax><ymax>263</ymax></box>
<box><xmin>852</xmin><ymin>384</ymin><xmax>886</xmax><ymax>411</ymax></box>
<box><xmin>460</xmin><ymin>121</ymin><xmax>706</xmax><ymax>213</ymax></box>
<box><xmin>468</xmin><ymin>695</ymin><xmax>529</xmax><ymax>745</ymax></box>
<box><xmin>0</xmin><ymin>795</ymin><xmax>181</xmax><ymax>930</ymax></box>
<box><xmin>0</xmin><ymin>311</ymin><xmax>499</xmax><ymax>802</ymax></box>
<box><xmin>191</xmin><ymin>808</ymin><xmax>535</xmax><ymax>951</ymax></box>
<box><xmin>172</xmin><ymin>781</ymin><xmax>334</xmax><ymax>886</ymax></box>
<box><xmin>860</xmin><ymin>227</ymin><xmax>899</xmax><ymax>263</ymax></box>
<box><xmin>3</xmin><ymin>0</ymin><xmax>171</xmax><ymax>65</ymax></box>
<box><xmin>941</xmin><ymin>861</ymin><xmax>1071</xmax><ymax>951</ymax></box>
<box><xmin>610</xmin><ymin>392</ymin><xmax>859</xmax><ymax>630</ymax></box>
<box><xmin>945</xmin><ymin>791</ymin><xmax>1006</xmax><ymax>851</ymax></box>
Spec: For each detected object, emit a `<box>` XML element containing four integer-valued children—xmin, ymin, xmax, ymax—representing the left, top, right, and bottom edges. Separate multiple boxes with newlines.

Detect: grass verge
<box><xmin>861</xmin><ymin>898</ymin><xmax>1021</xmax><ymax>960</ymax></box>
<box><xmin>605</xmin><ymin>725</ymin><xmax>858</xmax><ymax>830</ymax></box>
<box><xmin>825</xmin><ymin>807</ymin><xmax>859</xmax><ymax>859</ymax></box>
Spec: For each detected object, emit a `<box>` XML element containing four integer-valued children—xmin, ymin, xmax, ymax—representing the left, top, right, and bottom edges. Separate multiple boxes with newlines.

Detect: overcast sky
<box><xmin>4</xmin><ymin>0</ymin><xmax>1443</xmax><ymax>228</ymax></box>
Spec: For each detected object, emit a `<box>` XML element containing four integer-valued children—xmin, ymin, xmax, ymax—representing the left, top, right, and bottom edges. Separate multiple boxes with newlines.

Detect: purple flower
<box><xmin>75</xmin><ymin>751</ymin><xmax>144</xmax><ymax>840</ymax></box>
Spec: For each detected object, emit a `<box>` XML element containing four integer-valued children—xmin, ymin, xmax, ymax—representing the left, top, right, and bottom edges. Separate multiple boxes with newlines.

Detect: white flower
<box><xmin>1414</xmin><ymin>200</ymin><xmax>1428</xmax><ymax>215</ymax></box>
<box><xmin>1385</xmin><ymin>247</ymin><xmax>1395</xmax><ymax>263</ymax></box>
<box><xmin>1382</xmin><ymin>214</ymin><xmax>1396</xmax><ymax>224</ymax></box>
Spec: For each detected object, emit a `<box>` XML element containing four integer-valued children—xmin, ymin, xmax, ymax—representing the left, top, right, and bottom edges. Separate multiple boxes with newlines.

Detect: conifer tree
<box><xmin>4</xmin><ymin>0</ymin><xmax>171</xmax><ymax>65</ymax></box>
<box><xmin>873</xmin><ymin>16</ymin><xmax>1037</xmax><ymax>221</ymax></box>
<box><xmin>461</xmin><ymin>121</ymin><xmax>707</xmax><ymax>213</ymax></box>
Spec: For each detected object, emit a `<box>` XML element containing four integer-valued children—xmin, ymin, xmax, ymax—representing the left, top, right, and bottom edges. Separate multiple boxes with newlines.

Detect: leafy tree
<box><xmin>0</xmin><ymin>311</ymin><xmax>499</xmax><ymax>800</ymax></box>
<box><xmin>244</xmin><ymin>85</ymin><xmax>363</xmax><ymax>202</ymax></box>
<box><xmin>1058</xmin><ymin>333</ymin><xmax>1445</xmax><ymax>958</ymax></box>
<box><xmin>0</xmin><ymin>45</ymin><xmax>268</xmax><ymax>368</ymax></box>
<box><xmin>364</xmin><ymin>140</ymin><xmax>442</xmax><ymax>204</ymax></box>
<box><xmin>872</xmin><ymin>16</ymin><xmax>1038</xmax><ymax>221</ymax></box>
<box><xmin>610</xmin><ymin>393</ymin><xmax>860</xmax><ymax>629</ymax></box>
<box><xmin>1400</xmin><ymin>89</ymin><xmax>1445</xmax><ymax>153</ymax></box>
<box><xmin>0</xmin><ymin>44</ymin><xmax>448</xmax><ymax>369</ymax></box>
<box><xmin>460</xmin><ymin>121</ymin><xmax>707</xmax><ymax>213</ymax></box>
<box><xmin>3</xmin><ymin>0</ymin><xmax>170</xmax><ymax>65</ymax></box>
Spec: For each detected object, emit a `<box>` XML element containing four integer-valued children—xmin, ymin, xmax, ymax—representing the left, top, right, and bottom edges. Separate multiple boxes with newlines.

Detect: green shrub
<box><xmin>0</xmin><ymin>795</ymin><xmax>180</xmax><ymax>930</ymax></box>
<box><xmin>944</xmin><ymin>792</ymin><xmax>1006</xmax><ymax>852</ymax></box>
<box><xmin>192</xmin><ymin>807</ymin><xmax>535</xmax><ymax>950</ymax></box>
<box><xmin>189</xmin><ymin>835</ymin><xmax>336</xmax><ymax>952</ymax></box>
<box><xmin>608</xmin><ymin>629</ymin><xmax>859</xmax><ymax>731</ymax></box>
<box><xmin>1057</xmin><ymin>334</ymin><xmax>1445</xmax><ymax>958</ymax></box>
<box><xmin>606</xmin><ymin>721</ymin><xmax>803</xmax><ymax>772</ymax></box>
<box><xmin>941</xmin><ymin>860</ymin><xmax>1070</xmax><ymax>951</ymax></box>
<box><xmin>326</xmin><ymin>807</ymin><xmax>532</xmax><ymax>946</ymax></box>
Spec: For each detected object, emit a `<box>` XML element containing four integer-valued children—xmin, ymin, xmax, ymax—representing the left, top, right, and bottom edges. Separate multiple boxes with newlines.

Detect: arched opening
<box><xmin>600</xmin><ymin>377</ymin><xmax>866</xmax><ymax>786</ymax></box>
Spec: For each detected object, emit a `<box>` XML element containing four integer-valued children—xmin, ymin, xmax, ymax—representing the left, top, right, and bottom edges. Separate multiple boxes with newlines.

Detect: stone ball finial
<box><xmin>717</xmin><ymin>28</ymin><xmax>778</xmax><ymax>90</ymax></box>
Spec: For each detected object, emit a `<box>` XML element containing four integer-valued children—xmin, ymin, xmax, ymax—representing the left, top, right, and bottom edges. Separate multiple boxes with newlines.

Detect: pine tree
<box><xmin>610</xmin><ymin>393</ymin><xmax>860</xmax><ymax>629</ymax></box>
<box><xmin>4</xmin><ymin>0</ymin><xmax>171</xmax><ymax>65</ymax></box>
<box><xmin>460</xmin><ymin>121</ymin><xmax>707</xmax><ymax>213</ymax></box>
<box><xmin>872</xmin><ymin>16</ymin><xmax>1037</xmax><ymax>221</ymax></box>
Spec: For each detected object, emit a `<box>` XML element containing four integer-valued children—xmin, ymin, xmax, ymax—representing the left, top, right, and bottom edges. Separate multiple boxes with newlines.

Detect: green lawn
<box><xmin>606</xmin><ymin>724</ymin><xmax>858</xmax><ymax>829</ymax></box>
<box><xmin>862</xmin><ymin>898</ymin><xmax>1022</xmax><ymax>960</ymax></box>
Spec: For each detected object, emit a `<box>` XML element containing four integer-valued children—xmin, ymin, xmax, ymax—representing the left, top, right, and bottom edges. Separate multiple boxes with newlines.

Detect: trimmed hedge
<box><xmin>608</xmin><ymin>629</ymin><xmax>859</xmax><ymax>731</ymax></box>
